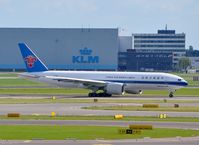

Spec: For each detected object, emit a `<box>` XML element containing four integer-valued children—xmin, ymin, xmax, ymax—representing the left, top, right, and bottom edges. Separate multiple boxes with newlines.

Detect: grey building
<box><xmin>133</xmin><ymin>29</ymin><xmax>186</xmax><ymax>68</ymax></box>
<box><xmin>118</xmin><ymin>29</ymin><xmax>186</xmax><ymax>71</ymax></box>
<box><xmin>133</xmin><ymin>29</ymin><xmax>185</xmax><ymax>50</ymax></box>
<box><xmin>0</xmin><ymin>28</ymin><xmax>118</xmax><ymax>71</ymax></box>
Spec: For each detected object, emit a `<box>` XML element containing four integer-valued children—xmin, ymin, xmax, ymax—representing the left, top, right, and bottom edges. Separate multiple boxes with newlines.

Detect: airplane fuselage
<box><xmin>20</xmin><ymin>71</ymin><xmax>187</xmax><ymax>92</ymax></box>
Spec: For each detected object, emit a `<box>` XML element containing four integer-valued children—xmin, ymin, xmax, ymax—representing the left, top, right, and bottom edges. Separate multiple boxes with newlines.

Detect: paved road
<box><xmin>0</xmin><ymin>103</ymin><xmax>199</xmax><ymax>117</ymax></box>
<box><xmin>0</xmin><ymin>137</ymin><xmax>199</xmax><ymax>145</ymax></box>
<box><xmin>0</xmin><ymin>95</ymin><xmax>199</xmax><ymax>145</ymax></box>
<box><xmin>0</xmin><ymin>120</ymin><xmax>199</xmax><ymax>130</ymax></box>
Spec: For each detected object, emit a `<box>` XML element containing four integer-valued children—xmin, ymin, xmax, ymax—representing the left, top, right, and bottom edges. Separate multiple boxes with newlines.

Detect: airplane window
<box><xmin>161</xmin><ymin>77</ymin><xmax>163</xmax><ymax>79</ymax></box>
<box><xmin>145</xmin><ymin>77</ymin><xmax>148</xmax><ymax>79</ymax></box>
<box><xmin>157</xmin><ymin>77</ymin><xmax>159</xmax><ymax>79</ymax></box>
<box><xmin>153</xmin><ymin>77</ymin><xmax>156</xmax><ymax>79</ymax></box>
<box><xmin>142</xmin><ymin>77</ymin><xmax>144</xmax><ymax>79</ymax></box>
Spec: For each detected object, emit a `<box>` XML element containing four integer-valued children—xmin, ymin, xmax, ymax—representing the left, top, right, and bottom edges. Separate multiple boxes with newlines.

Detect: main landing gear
<box><xmin>169</xmin><ymin>92</ymin><xmax>174</xmax><ymax>98</ymax></box>
<box><xmin>88</xmin><ymin>92</ymin><xmax>112</xmax><ymax>97</ymax></box>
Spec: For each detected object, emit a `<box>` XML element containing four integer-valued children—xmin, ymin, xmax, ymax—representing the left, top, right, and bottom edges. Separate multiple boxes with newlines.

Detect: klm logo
<box><xmin>72</xmin><ymin>47</ymin><xmax>99</xmax><ymax>64</ymax></box>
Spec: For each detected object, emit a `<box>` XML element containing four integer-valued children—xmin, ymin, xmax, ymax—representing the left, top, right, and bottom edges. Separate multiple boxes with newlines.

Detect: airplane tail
<box><xmin>18</xmin><ymin>43</ymin><xmax>48</xmax><ymax>72</ymax></box>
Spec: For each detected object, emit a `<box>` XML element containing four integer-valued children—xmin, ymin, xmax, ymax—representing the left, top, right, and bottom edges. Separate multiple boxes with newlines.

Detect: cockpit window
<box><xmin>178</xmin><ymin>79</ymin><xmax>182</xmax><ymax>81</ymax></box>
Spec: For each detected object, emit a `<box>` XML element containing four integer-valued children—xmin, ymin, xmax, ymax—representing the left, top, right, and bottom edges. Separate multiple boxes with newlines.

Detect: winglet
<box><xmin>18</xmin><ymin>43</ymin><xmax>48</xmax><ymax>72</ymax></box>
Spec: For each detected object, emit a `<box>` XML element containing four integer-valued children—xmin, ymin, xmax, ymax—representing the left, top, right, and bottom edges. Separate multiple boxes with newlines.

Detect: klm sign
<box><xmin>72</xmin><ymin>47</ymin><xmax>99</xmax><ymax>63</ymax></box>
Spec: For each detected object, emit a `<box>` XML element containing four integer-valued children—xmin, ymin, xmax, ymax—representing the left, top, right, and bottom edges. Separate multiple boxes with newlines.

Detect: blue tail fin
<box><xmin>18</xmin><ymin>43</ymin><xmax>48</xmax><ymax>72</ymax></box>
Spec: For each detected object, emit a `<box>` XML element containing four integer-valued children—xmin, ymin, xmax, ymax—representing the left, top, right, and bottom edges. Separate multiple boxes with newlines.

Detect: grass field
<box><xmin>83</xmin><ymin>105</ymin><xmax>199</xmax><ymax>112</ymax></box>
<box><xmin>0</xmin><ymin>88</ymin><xmax>89</xmax><ymax>95</ymax></box>
<box><xmin>0</xmin><ymin>78</ymin><xmax>47</xmax><ymax>86</ymax></box>
<box><xmin>0</xmin><ymin>73</ymin><xmax>18</xmax><ymax>77</ymax></box>
<box><xmin>1</xmin><ymin>115</ymin><xmax>199</xmax><ymax>122</ymax></box>
<box><xmin>0</xmin><ymin>125</ymin><xmax>198</xmax><ymax>140</ymax></box>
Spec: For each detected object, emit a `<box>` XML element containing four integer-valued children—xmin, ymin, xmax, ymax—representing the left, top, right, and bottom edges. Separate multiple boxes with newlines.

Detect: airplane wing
<box><xmin>45</xmin><ymin>76</ymin><xmax>107</xmax><ymax>87</ymax></box>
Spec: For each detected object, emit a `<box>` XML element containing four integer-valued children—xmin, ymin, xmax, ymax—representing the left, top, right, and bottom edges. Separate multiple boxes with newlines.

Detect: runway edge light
<box><xmin>114</xmin><ymin>114</ymin><xmax>124</xmax><ymax>119</ymax></box>
<box><xmin>51</xmin><ymin>112</ymin><xmax>56</xmax><ymax>117</ymax></box>
<box><xmin>159</xmin><ymin>114</ymin><xmax>167</xmax><ymax>119</ymax></box>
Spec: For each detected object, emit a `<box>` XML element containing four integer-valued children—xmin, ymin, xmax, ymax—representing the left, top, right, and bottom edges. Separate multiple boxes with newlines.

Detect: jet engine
<box><xmin>105</xmin><ymin>83</ymin><xmax>125</xmax><ymax>95</ymax></box>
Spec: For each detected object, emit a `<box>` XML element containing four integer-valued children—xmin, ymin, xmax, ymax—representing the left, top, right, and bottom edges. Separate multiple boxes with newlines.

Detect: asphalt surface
<box><xmin>0</xmin><ymin>120</ymin><xmax>199</xmax><ymax>130</ymax></box>
<box><xmin>0</xmin><ymin>95</ymin><xmax>199</xmax><ymax>145</ymax></box>
<box><xmin>0</xmin><ymin>103</ymin><xmax>199</xmax><ymax>117</ymax></box>
<box><xmin>1</xmin><ymin>137</ymin><xmax>199</xmax><ymax>145</ymax></box>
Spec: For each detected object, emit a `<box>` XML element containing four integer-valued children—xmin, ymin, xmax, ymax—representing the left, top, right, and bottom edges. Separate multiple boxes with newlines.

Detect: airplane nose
<box><xmin>184</xmin><ymin>80</ymin><xmax>188</xmax><ymax>86</ymax></box>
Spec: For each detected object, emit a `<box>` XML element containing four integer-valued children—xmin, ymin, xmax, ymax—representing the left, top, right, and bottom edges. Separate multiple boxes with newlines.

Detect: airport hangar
<box><xmin>0</xmin><ymin>28</ymin><xmax>185</xmax><ymax>72</ymax></box>
<box><xmin>0</xmin><ymin>28</ymin><xmax>124</xmax><ymax>71</ymax></box>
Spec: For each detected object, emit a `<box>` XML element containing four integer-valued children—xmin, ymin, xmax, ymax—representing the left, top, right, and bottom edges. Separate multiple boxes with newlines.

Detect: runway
<box><xmin>0</xmin><ymin>95</ymin><xmax>199</xmax><ymax>145</ymax></box>
<box><xmin>0</xmin><ymin>120</ymin><xmax>199</xmax><ymax>130</ymax></box>
<box><xmin>1</xmin><ymin>137</ymin><xmax>199</xmax><ymax>145</ymax></box>
<box><xmin>0</xmin><ymin>103</ymin><xmax>199</xmax><ymax>117</ymax></box>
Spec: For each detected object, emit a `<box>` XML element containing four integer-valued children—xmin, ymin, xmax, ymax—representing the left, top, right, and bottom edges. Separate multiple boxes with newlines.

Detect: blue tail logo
<box><xmin>24</xmin><ymin>55</ymin><xmax>37</xmax><ymax>68</ymax></box>
<box><xmin>18</xmin><ymin>43</ymin><xmax>48</xmax><ymax>72</ymax></box>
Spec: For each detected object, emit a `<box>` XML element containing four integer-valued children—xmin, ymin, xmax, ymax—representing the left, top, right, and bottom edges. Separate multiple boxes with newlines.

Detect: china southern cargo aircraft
<box><xmin>18</xmin><ymin>43</ymin><xmax>188</xmax><ymax>97</ymax></box>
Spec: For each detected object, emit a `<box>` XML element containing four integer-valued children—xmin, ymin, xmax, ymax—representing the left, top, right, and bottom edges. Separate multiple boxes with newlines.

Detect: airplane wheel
<box><xmin>88</xmin><ymin>93</ymin><xmax>95</xmax><ymax>97</ymax></box>
<box><xmin>169</xmin><ymin>93</ymin><xmax>174</xmax><ymax>98</ymax></box>
<box><xmin>105</xmin><ymin>93</ymin><xmax>112</xmax><ymax>97</ymax></box>
<box><xmin>98</xmin><ymin>93</ymin><xmax>104</xmax><ymax>97</ymax></box>
<box><xmin>92</xmin><ymin>93</ymin><xmax>97</xmax><ymax>97</ymax></box>
<box><xmin>88</xmin><ymin>93</ymin><xmax>92</xmax><ymax>97</ymax></box>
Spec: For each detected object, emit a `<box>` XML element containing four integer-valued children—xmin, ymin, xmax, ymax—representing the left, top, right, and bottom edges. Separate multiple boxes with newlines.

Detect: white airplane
<box><xmin>18</xmin><ymin>43</ymin><xmax>188</xmax><ymax>97</ymax></box>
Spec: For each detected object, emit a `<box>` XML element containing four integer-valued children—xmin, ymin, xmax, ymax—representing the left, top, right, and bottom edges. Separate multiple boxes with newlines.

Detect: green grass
<box><xmin>84</xmin><ymin>105</ymin><xmax>199</xmax><ymax>112</ymax></box>
<box><xmin>0</xmin><ymin>73</ymin><xmax>18</xmax><ymax>77</ymax></box>
<box><xmin>0</xmin><ymin>125</ymin><xmax>198</xmax><ymax>140</ymax></box>
<box><xmin>0</xmin><ymin>78</ymin><xmax>47</xmax><ymax>86</ymax></box>
<box><xmin>0</xmin><ymin>97</ymin><xmax>199</xmax><ymax>104</ymax></box>
<box><xmin>1</xmin><ymin>115</ymin><xmax>199</xmax><ymax>122</ymax></box>
<box><xmin>0</xmin><ymin>88</ymin><xmax>89</xmax><ymax>95</ymax></box>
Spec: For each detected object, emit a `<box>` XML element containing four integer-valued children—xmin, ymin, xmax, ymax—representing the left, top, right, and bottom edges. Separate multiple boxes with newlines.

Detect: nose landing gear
<box><xmin>169</xmin><ymin>90</ymin><xmax>176</xmax><ymax>98</ymax></box>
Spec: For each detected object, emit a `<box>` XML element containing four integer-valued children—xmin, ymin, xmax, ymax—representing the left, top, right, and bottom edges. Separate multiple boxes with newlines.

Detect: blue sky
<box><xmin>0</xmin><ymin>0</ymin><xmax>199</xmax><ymax>49</ymax></box>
